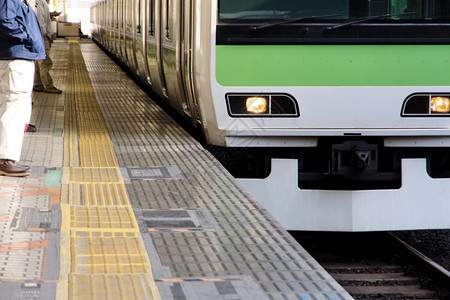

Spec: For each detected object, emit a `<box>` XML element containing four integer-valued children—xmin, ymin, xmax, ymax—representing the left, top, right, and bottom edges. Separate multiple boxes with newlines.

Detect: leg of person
<box><xmin>40</xmin><ymin>37</ymin><xmax>61</xmax><ymax>94</ymax></box>
<box><xmin>33</xmin><ymin>60</ymin><xmax>44</xmax><ymax>92</ymax></box>
<box><xmin>0</xmin><ymin>60</ymin><xmax>34</xmax><ymax>177</ymax></box>
<box><xmin>29</xmin><ymin>61</ymin><xmax>41</xmax><ymax>132</ymax></box>
<box><xmin>39</xmin><ymin>39</ymin><xmax>53</xmax><ymax>88</ymax></box>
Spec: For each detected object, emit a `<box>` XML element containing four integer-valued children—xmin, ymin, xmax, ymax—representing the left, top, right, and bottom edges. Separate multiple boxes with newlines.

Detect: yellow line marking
<box><xmin>160</xmin><ymin>279</ymin><xmax>185</xmax><ymax>283</ymax></box>
<box><xmin>202</xmin><ymin>278</ymin><xmax>225</xmax><ymax>282</ymax></box>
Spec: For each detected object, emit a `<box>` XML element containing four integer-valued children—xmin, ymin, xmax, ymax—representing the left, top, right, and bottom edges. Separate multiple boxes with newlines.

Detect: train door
<box><xmin>92</xmin><ymin>2</ymin><xmax>100</xmax><ymax>43</ymax></box>
<box><xmin>116</xmin><ymin>0</ymin><xmax>123</xmax><ymax>59</ymax></box>
<box><xmin>112</xmin><ymin>0</ymin><xmax>119</xmax><ymax>57</ymax></box>
<box><xmin>126</xmin><ymin>0</ymin><xmax>139</xmax><ymax>72</ymax></box>
<box><xmin>118</xmin><ymin>0</ymin><xmax>126</xmax><ymax>62</ymax></box>
<box><xmin>134</xmin><ymin>0</ymin><xmax>148</xmax><ymax>80</ymax></box>
<box><xmin>181</xmin><ymin>0</ymin><xmax>200</xmax><ymax>125</ymax></box>
<box><xmin>102</xmin><ymin>0</ymin><xmax>106</xmax><ymax>49</ymax></box>
<box><xmin>106</xmin><ymin>0</ymin><xmax>113</xmax><ymax>51</ymax></box>
<box><xmin>102</xmin><ymin>1</ymin><xmax>107</xmax><ymax>45</ymax></box>
<box><xmin>145</xmin><ymin>0</ymin><xmax>167</xmax><ymax>98</ymax></box>
<box><xmin>160</xmin><ymin>0</ymin><xmax>195</xmax><ymax>119</ymax></box>
<box><xmin>124</xmin><ymin>2</ymin><xmax>129</xmax><ymax>65</ymax></box>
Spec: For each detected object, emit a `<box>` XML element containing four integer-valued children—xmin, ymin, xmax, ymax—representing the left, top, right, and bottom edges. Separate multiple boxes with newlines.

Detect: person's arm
<box><xmin>0</xmin><ymin>0</ymin><xmax>29</xmax><ymax>42</ymax></box>
<box><xmin>35</xmin><ymin>0</ymin><xmax>47</xmax><ymax>35</ymax></box>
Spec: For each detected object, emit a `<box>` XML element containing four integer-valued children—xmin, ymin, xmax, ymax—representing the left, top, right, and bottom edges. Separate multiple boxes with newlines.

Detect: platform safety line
<box><xmin>57</xmin><ymin>40</ymin><xmax>161</xmax><ymax>300</ymax></box>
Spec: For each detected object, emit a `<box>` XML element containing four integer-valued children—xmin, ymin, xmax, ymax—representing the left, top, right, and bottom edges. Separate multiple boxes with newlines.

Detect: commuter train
<box><xmin>90</xmin><ymin>0</ymin><xmax>450</xmax><ymax>232</ymax></box>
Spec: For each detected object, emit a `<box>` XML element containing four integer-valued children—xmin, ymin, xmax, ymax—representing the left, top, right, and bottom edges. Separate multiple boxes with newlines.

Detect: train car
<box><xmin>90</xmin><ymin>0</ymin><xmax>450</xmax><ymax>232</ymax></box>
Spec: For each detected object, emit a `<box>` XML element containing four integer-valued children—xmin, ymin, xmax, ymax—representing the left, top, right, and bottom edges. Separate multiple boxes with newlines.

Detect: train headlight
<box><xmin>402</xmin><ymin>94</ymin><xmax>450</xmax><ymax>116</ymax></box>
<box><xmin>226</xmin><ymin>93</ymin><xmax>299</xmax><ymax>117</ymax></box>
<box><xmin>431</xmin><ymin>97</ymin><xmax>450</xmax><ymax>113</ymax></box>
<box><xmin>246</xmin><ymin>97</ymin><xmax>268</xmax><ymax>114</ymax></box>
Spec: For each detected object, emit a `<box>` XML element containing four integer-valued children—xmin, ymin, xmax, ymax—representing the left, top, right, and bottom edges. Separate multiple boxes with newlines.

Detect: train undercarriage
<box><xmin>208</xmin><ymin>137</ymin><xmax>450</xmax><ymax>191</ymax></box>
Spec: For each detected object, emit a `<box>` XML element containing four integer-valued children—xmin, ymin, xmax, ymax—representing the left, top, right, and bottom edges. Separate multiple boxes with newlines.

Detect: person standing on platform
<box><xmin>0</xmin><ymin>0</ymin><xmax>45</xmax><ymax>176</ymax></box>
<box><xmin>33</xmin><ymin>0</ymin><xmax>61</xmax><ymax>94</ymax></box>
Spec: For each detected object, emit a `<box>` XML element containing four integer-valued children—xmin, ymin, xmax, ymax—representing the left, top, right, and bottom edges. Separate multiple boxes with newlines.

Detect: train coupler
<box><xmin>331</xmin><ymin>141</ymin><xmax>378</xmax><ymax>179</ymax></box>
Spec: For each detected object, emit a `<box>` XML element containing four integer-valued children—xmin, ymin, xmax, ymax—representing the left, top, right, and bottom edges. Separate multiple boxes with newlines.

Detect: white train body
<box><xmin>91</xmin><ymin>0</ymin><xmax>450</xmax><ymax>231</ymax></box>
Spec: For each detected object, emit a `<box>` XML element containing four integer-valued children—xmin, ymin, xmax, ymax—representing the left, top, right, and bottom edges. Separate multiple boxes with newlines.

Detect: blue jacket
<box><xmin>0</xmin><ymin>0</ymin><xmax>45</xmax><ymax>60</ymax></box>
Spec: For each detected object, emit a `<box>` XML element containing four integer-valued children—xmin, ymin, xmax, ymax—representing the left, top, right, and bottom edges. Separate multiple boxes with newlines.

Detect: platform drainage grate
<box><xmin>134</xmin><ymin>207</ymin><xmax>220</xmax><ymax>232</ymax></box>
<box><xmin>126</xmin><ymin>166</ymin><xmax>183</xmax><ymax>180</ymax></box>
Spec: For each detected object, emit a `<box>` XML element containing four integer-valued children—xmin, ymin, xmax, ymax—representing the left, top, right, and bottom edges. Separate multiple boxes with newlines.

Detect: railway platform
<box><xmin>0</xmin><ymin>38</ymin><xmax>352</xmax><ymax>300</ymax></box>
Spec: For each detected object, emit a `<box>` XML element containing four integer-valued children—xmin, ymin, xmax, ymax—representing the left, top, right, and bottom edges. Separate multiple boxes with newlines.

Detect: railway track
<box><xmin>292</xmin><ymin>231</ymin><xmax>450</xmax><ymax>299</ymax></box>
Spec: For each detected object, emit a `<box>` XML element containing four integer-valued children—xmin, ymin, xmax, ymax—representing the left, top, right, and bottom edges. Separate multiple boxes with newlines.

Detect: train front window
<box><xmin>217</xmin><ymin>0</ymin><xmax>450</xmax><ymax>44</ymax></box>
<box><xmin>218</xmin><ymin>0</ymin><xmax>450</xmax><ymax>23</ymax></box>
<box><xmin>219</xmin><ymin>0</ymin><xmax>348</xmax><ymax>21</ymax></box>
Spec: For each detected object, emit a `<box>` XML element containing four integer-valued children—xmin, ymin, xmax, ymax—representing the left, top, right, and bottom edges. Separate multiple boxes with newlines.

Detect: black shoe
<box><xmin>0</xmin><ymin>160</ymin><xmax>30</xmax><ymax>177</ymax></box>
<box><xmin>43</xmin><ymin>87</ymin><xmax>62</xmax><ymax>94</ymax></box>
<box><xmin>26</xmin><ymin>124</ymin><xmax>37</xmax><ymax>132</ymax></box>
<box><xmin>33</xmin><ymin>85</ymin><xmax>44</xmax><ymax>92</ymax></box>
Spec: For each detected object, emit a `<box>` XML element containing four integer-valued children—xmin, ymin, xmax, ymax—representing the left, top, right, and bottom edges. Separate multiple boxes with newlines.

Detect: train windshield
<box><xmin>218</xmin><ymin>0</ymin><xmax>450</xmax><ymax>23</ymax></box>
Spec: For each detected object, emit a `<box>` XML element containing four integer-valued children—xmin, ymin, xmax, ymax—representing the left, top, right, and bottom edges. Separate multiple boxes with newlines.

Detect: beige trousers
<box><xmin>34</xmin><ymin>37</ymin><xmax>54</xmax><ymax>88</ymax></box>
<box><xmin>0</xmin><ymin>60</ymin><xmax>34</xmax><ymax>161</ymax></box>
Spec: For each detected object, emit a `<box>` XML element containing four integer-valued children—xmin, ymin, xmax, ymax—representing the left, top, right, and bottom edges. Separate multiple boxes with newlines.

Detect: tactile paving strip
<box><xmin>69</xmin><ymin>274</ymin><xmax>155</xmax><ymax>299</ymax></box>
<box><xmin>70</xmin><ymin>206</ymin><xmax>135</xmax><ymax>229</ymax></box>
<box><xmin>79</xmin><ymin>139</ymin><xmax>119</xmax><ymax>168</ymax></box>
<box><xmin>68</xmin><ymin>167</ymin><xmax>122</xmax><ymax>184</ymax></box>
<box><xmin>57</xmin><ymin>40</ymin><xmax>160</xmax><ymax>300</ymax></box>
<box><xmin>70</xmin><ymin>232</ymin><xmax>149</xmax><ymax>274</ymax></box>
<box><xmin>66</xmin><ymin>183</ymin><xmax>130</xmax><ymax>206</ymax></box>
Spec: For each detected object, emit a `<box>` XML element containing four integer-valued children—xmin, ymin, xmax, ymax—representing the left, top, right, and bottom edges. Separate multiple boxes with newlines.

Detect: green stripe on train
<box><xmin>216</xmin><ymin>45</ymin><xmax>450</xmax><ymax>86</ymax></box>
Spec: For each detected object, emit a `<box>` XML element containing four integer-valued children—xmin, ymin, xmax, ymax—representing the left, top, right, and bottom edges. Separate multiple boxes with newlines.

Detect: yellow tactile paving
<box><xmin>70</xmin><ymin>206</ymin><xmax>135</xmax><ymax>229</ymax></box>
<box><xmin>69</xmin><ymin>168</ymin><xmax>122</xmax><ymax>183</ymax></box>
<box><xmin>71</xmin><ymin>235</ymin><xmax>149</xmax><ymax>273</ymax></box>
<box><xmin>63</xmin><ymin>102</ymin><xmax>80</xmax><ymax>167</ymax></box>
<box><xmin>57</xmin><ymin>40</ymin><xmax>160</xmax><ymax>299</ymax></box>
<box><xmin>68</xmin><ymin>183</ymin><xmax>130</xmax><ymax>206</ymax></box>
<box><xmin>79</xmin><ymin>139</ymin><xmax>119</xmax><ymax>167</ymax></box>
<box><xmin>69</xmin><ymin>274</ymin><xmax>157</xmax><ymax>300</ymax></box>
<box><xmin>77</xmin><ymin>112</ymin><xmax>110</xmax><ymax>138</ymax></box>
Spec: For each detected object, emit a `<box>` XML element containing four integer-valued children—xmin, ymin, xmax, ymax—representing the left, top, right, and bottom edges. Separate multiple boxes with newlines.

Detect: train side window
<box><xmin>127</xmin><ymin>0</ymin><xmax>132</xmax><ymax>32</ymax></box>
<box><xmin>148</xmin><ymin>0</ymin><xmax>155</xmax><ymax>36</ymax></box>
<box><xmin>115</xmin><ymin>0</ymin><xmax>118</xmax><ymax>29</ymax></box>
<box><xmin>166</xmin><ymin>0</ymin><xmax>173</xmax><ymax>40</ymax></box>
<box><xmin>106</xmin><ymin>0</ymin><xmax>108</xmax><ymax>28</ymax></box>
<box><xmin>218</xmin><ymin>0</ymin><xmax>349</xmax><ymax>20</ymax></box>
<box><xmin>120</xmin><ymin>0</ymin><xmax>124</xmax><ymax>29</ymax></box>
<box><xmin>137</xmin><ymin>0</ymin><xmax>141</xmax><ymax>33</ymax></box>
